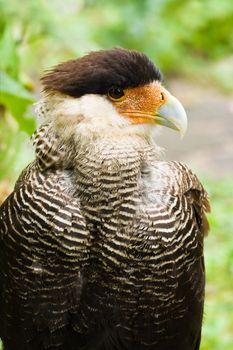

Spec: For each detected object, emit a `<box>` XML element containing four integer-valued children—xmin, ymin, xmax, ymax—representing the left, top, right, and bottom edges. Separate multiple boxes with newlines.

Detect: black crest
<box><xmin>42</xmin><ymin>48</ymin><xmax>162</xmax><ymax>97</ymax></box>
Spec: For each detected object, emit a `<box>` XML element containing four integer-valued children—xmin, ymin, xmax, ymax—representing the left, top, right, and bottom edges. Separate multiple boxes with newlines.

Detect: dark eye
<box><xmin>108</xmin><ymin>87</ymin><xmax>125</xmax><ymax>100</ymax></box>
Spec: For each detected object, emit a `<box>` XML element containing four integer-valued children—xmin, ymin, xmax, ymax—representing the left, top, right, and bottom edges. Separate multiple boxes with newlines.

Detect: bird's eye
<box><xmin>108</xmin><ymin>87</ymin><xmax>125</xmax><ymax>101</ymax></box>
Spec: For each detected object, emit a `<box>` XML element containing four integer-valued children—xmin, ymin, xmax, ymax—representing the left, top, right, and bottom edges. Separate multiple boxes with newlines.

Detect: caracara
<box><xmin>0</xmin><ymin>48</ymin><xmax>210</xmax><ymax>350</ymax></box>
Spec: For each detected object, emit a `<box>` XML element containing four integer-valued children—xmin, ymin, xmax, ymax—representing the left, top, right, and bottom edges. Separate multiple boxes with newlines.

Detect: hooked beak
<box><xmin>156</xmin><ymin>94</ymin><xmax>188</xmax><ymax>137</ymax></box>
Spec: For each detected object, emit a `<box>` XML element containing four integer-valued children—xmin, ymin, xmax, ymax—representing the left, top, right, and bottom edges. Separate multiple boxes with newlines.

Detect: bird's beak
<box><xmin>155</xmin><ymin>94</ymin><xmax>188</xmax><ymax>137</ymax></box>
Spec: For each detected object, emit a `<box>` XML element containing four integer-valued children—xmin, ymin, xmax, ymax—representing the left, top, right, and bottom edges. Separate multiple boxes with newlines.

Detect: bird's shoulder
<box><xmin>0</xmin><ymin>164</ymin><xmax>90</xmax><ymax>349</ymax></box>
<box><xmin>137</xmin><ymin>160</ymin><xmax>210</xmax><ymax>244</ymax></box>
<box><xmin>143</xmin><ymin>160</ymin><xmax>209</xmax><ymax>198</ymax></box>
<box><xmin>0</xmin><ymin>162</ymin><xmax>90</xmax><ymax>267</ymax></box>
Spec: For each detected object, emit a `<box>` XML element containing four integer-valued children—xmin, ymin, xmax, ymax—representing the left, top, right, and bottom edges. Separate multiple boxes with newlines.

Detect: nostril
<box><xmin>160</xmin><ymin>92</ymin><xmax>165</xmax><ymax>102</ymax></box>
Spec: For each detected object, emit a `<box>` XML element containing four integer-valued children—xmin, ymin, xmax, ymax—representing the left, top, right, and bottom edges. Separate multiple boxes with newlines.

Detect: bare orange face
<box><xmin>108</xmin><ymin>82</ymin><xmax>169</xmax><ymax>124</ymax></box>
<box><xmin>107</xmin><ymin>82</ymin><xmax>187</xmax><ymax>136</ymax></box>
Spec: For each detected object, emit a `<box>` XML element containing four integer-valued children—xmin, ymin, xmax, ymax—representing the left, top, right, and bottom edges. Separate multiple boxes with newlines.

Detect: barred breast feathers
<box><xmin>32</xmin><ymin>100</ymin><xmax>210</xmax><ymax>235</ymax></box>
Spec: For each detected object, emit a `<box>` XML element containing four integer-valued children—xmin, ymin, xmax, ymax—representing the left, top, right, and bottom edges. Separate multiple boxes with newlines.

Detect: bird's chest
<box><xmin>78</xmin><ymin>164</ymin><xmax>167</xmax><ymax>287</ymax></box>
<box><xmin>76</xmin><ymin>229</ymin><xmax>145</xmax><ymax>334</ymax></box>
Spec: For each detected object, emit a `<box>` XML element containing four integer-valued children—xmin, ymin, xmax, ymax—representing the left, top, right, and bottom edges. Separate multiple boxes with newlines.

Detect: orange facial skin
<box><xmin>108</xmin><ymin>83</ymin><xmax>170</xmax><ymax>124</ymax></box>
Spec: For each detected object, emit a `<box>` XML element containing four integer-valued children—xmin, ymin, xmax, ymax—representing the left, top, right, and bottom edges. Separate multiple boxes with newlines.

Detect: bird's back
<box><xmin>0</xmin><ymin>146</ymin><xmax>210</xmax><ymax>350</ymax></box>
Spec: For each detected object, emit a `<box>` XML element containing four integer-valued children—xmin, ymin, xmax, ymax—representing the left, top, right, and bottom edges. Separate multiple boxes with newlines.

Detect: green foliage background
<box><xmin>0</xmin><ymin>0</ymin><xmax>233</xmax><ymax>349</ymax></box>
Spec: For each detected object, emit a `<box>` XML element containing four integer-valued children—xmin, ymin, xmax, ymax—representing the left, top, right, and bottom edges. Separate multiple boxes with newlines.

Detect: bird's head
<box><xmin>38</xmin><ymin>48</ymin><xmax>187</xmax><ymax>140</ymax></box>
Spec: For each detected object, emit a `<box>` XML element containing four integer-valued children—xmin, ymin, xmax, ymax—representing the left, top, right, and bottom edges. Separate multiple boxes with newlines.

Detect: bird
<box><xmin>0</xmin><ymin>48</ymin><xmax>210</xmax><ymax>350</ymax></box>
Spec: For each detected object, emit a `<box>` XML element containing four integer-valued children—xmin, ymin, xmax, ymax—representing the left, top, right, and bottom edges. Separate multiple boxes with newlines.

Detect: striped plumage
<box><xmin>0</xmin><ymin>48</ymin><xmax>210</xmax><ymax>350</ymax></box>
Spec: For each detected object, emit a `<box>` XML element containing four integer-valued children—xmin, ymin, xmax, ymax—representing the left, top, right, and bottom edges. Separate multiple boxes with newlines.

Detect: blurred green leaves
<box><xmin>0</xmin><ymin>26</ymin><xmax>35</xmax><ymax>124</ymax></box>
<box><xmin>0</xmin><ymin>26</ymin><xmax>19</xmax><ymax>78</ymax></box>
<box><xmin>0</xmin><ymin>72</ymin><xmax>34</xmax><ymax>132</ymax></box>
<box><xmin>201</xmin><ymin>178</ymin><xmax>233</xmax><ymax>350</ymax></box>
<box><xmin>0</xmin><ymin>17</ymin><xmax>35</xmax><ymax>187</ymax></box>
